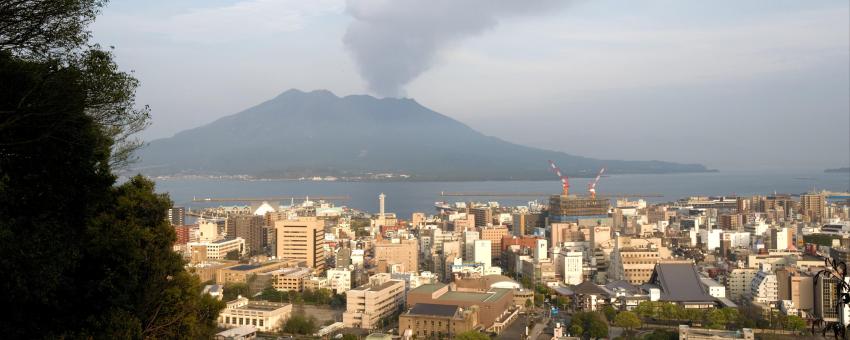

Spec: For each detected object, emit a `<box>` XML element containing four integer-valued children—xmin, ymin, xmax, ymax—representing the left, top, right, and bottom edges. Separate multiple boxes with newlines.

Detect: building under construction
<box><xmin>548</xmin><ymin>194</ymin><xmax>610</xmax><ymax>222</ymax></box>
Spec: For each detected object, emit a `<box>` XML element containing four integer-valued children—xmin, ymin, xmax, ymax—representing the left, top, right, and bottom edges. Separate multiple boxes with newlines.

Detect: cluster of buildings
<box><xmin>168</xmin><ymin>189</ymin><xmax>850</xmax><ymax>338</ymax></box>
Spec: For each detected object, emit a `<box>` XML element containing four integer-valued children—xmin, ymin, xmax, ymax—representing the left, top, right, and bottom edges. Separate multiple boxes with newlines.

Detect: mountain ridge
<box><xmin>136</xmin><ymin>89</ymin><xmax>712</xmax><ymax>180</ymax></box>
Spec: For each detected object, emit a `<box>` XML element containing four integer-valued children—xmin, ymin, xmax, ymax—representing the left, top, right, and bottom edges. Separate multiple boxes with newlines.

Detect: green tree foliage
<box><xmin>572</xmin><ymin>311</ymin><xmax>609</xmax><ymax>339</ymax></box>
<box><xmin>257</xmin><ymin>287</ymin><xmax>344</xmax><ymax>307</ymax></box>
<box><xmin>282</xmin><ymin>314</ymin><xmax>317</xmax><ymax>335</ymax></box>
<box><xmin>0</xmin><ymin>1</ymin><xmax>222</xmax><ymax>338</ymax></box>
<box><xmin>785</xmin><ymin>315</ymin><xmax>806</xmax><ymax>332</ymax></box>
<box><xmin>642</xmin><ymin>329</ymin><xmax>678</xmax><ymax>340</ymax></box>
<box><xmin>634</xmin><ymin>301</ymin><xmax>742</xmax><ymax>329</ymax></box>
<box><xmin>613</xmin><ymin>311</ymin><xmax>642</xmax><ymax>332</ymax></box>
<box><xmin>454</xmin><ymin>330</ymin><xmax>490</xmax><ymax>340</ymax></box>
<box><xmin>341</xmin><ymin>334</ymin><xmax>359</xmax><ymax>340</ymax></box>
<box><xmin>224</xmin><ymin>283</ymin><xmax>250</xmax><ymax>301</ymax></box>
<box><xmin>570</xmin><ymin>324</ymin><xmax>584</xmax><ymax>337</ymax></box>
<box><xmin>603</xmin><ymin>305</ymin><xmax>618</xmax><ymax>321</ymax></box>
<box><xmin>225</xmin><ymin>249</ymin><xmax>241</xmax><ymax>260</ymax></box>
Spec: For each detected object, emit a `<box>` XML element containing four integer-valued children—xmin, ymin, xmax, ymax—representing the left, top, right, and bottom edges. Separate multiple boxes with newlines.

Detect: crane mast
<box><xmin>548</xmin><ymin>160</ymin><xmax>569</xmax><ymax>196</ymax></box>
<box><xmin>588</xmin><ymin>167</ymin><xmax>606</xmax><ymax>198</ymax></box>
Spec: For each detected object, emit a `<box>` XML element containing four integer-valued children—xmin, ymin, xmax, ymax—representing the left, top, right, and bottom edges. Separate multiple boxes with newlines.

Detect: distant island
<box><xmin>825</xmin><ymin>167</ymin><xmax>850</xmax><ymax>173</ymax></box>
<box><xmin>137</xmin><ymin>89</ymin><xmax>712</xmax><ymax>181</ymax></box>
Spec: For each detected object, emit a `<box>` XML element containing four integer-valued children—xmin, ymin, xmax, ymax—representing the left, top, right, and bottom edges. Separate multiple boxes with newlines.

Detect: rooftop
<box><xmin>408</xmin><ymin>303</ymin><xmax>460</xmax><ymax>317</ymax></box>
<box><xmin>228</xmin><ymin>264</ymin><xmax>260</xmax><ymax>271</ymax></box>
<box><xmin>409</xmin><ymin>283</ymin><xmax>447</xmax><ymax>295</ymax></box>
<box><xmin>651</xmin><ymin>263</ymin><xmax>716</xmax><ymax>303</ymax></box>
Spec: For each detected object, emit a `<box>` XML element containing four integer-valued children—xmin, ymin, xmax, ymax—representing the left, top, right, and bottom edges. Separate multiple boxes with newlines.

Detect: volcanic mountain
<box><xmin>137</xmin><ymin>89</ymin><xmax>710</xmax><ymax>180</ymax></box>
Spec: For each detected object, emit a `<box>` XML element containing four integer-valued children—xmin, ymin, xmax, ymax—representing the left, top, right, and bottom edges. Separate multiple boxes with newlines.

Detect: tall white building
<box><xmin>473</xmin><ymin>239</ymin><xmax>492</xmax><ymax>269</ymax></box>
<box><xmin>727</xmin><ymin>268</ymin><xmax>758</xmax><ymax>302</ymax></box>
<box><xmin>560</xmin><ymin>250</ymin><xmax>583</xmax><ymax>285</ymax></box>
<box><xmin>749</xmin><ymin>263</ymin><xmax>778</xmax><ymax>304</ymax></box>
<box><xmin>699</xmin><ymin>229</ymin><xmax>723</xmax><ymax>251</ymax></box>
<box><xmin>463</xmin><ymin>230</ymin><xmax>479</xmax><ymax>260</ymax></box>
<box><xmin>534</xmin><ymin>239</ymin><xmax>548</xmax><ymax>262</ymax></box>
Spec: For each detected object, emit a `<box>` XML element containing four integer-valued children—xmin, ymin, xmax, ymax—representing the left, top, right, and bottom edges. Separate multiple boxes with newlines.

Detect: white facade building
<box><xmin>327</xmin><ymin>268</ymin><xmax>352</xmax><ymax>294</ymax></box>
<box><xmin>749</xmin><ymin>264</ymin><xmax>778</xmax><ymax>304</ymax></box>
<box><xmin>218</xmin><ymin>296</ymin><xmax>292</xmax><ymax>332</ymax></box>
<box><xmin>562</xmin><ymin>250</ymin><xmax>583</xmax><ymax>285</ymax></box>
<box><xmin>473</xmin><ymin>239</ymin><xmax>492</xmax><ymax>269</ymax></box>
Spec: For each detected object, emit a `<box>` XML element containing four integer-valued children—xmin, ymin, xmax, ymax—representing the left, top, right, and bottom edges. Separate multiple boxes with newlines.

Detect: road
<box><xmin>527</xmin><ymin>317</ymin><xmax>550</xmax><ymax>340</ymax></box>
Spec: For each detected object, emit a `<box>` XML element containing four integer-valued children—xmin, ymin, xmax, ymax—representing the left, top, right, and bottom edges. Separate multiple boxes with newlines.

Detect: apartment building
<box><xmin>342</xmin><ymin>273</ymin><xmax>406</xmax><ymax>329</ymax></box>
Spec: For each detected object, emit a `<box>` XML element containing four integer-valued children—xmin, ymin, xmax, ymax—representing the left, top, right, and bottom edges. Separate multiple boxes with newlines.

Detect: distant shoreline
<box><xmin>825</xmin><ymin>167</ymin><xmax>850</xmax><ymax>173</ymax></box>
<box><xmin>143</xmin><ymin>169</ymin><xmax>720</xmax><ymax>182</ymax></box>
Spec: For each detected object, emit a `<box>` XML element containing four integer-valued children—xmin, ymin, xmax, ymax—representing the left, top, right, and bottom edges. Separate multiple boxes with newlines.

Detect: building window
<box><xmin>260</xmin><ymin>320</ymin><xmax>264</xmax><ymax>327</ymax></box>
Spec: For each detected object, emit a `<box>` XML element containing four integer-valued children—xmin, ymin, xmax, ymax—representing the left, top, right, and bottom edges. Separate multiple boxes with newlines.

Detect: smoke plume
<box><xmin>343</xmin><ymin>0</ymin><xmax>563</xmax><ymax>97</ymax></box>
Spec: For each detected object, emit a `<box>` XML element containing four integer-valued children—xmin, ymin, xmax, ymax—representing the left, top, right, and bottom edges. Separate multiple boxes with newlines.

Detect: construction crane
<box><xmin>588</xmin><ymin>167</ymin><xmax>606</xmax><ymax>199</ymax></box>
<box><xmin>548</xmin><ymin>160</ymin><xmax>569</xmax><ymax>196</ymax></box>
<box><xmin>191</xmin><ymin>196</ymin><xmax>350</xmax><ymax>202</ymax></box>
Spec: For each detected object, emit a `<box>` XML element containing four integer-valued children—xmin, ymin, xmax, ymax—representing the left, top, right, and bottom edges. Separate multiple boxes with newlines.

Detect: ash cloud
<box><xmin>343</xmin><ymin>0</ymin><xmax>563</xmax><ymax>98</ymax></box>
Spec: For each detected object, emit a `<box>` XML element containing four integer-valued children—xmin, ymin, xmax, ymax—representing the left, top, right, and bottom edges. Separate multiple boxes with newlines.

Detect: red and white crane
<box><xmin>588</xmin><ymin>167</ymin><xmax>606</xmax><ymax>199</ymax></box>
<box><xmin>548</xmin><ymin>160</ymin><xmax>569</xmax><ymax>196</ymax></box>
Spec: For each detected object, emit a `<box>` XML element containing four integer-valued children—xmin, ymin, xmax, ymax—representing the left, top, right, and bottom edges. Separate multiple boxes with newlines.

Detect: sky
<box><xmin>92</xmin><ymin>0</ymin><xmax>850</xmax><ymax>171</ymax></box>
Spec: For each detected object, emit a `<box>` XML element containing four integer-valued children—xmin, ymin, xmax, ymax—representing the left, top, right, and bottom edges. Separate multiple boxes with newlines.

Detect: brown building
<box><xmin>550</xmin><ymin>223</ymin><xmax>584</xmax><ymax>247</ymax></box>
<box><xmin>399</xmin><ymin>303</ymin><xmax>479</xmax><ymax>338</ymax></box>
<box><xmin>470</xmin><ymin>207</ymin><xmax>492</xmax><ymax>228</ymax></box>
<box><xmin>275</xmin><ymin>217</ymin><xmax>326</xmax><ymax>273</ymax></box>
<box><xmin>501</xmin><ymin>235</ymin><xmax>542</xmax><ymax>252</ymax></box>
<box><xmin>800</xmin><ymin>193</ymin><xmax>826</xmax><ymax>222</ymax></box>
<box><xmin>718</xmin><ymin>214</ymin><xmax>743</xmax><ymax>230</ymax></box>
<box><xmin>216</xmin><ymin>260</ymin><xmax>303</xmax><ymax>285</ymax></box>
<box><xmin>269</xmin><ymin>267</ymin><xmax>313</xmax><ymax>291</ymax></box>
<box><xmin>375</xmin><ymin>239</ymin><xmax>419</xmax><ymax>273</ymax></box>
<box><xmin>229</xmin><ymin>215</ymin><xmax>266</xmax><ymax>255</ymax></box>
<box><xmin>549</xmin><ymin>195</ymin><xmax>610</xmax><ymax>222</ymax></box>
<box><xmin>511</xmin><ymin>212</ymin><xmax>545</xmax><ymax>236</ymax></box>
<box><xmin>776</xmin><ymin>268</ymin><xmax>813</xmax><ymax>310</ymax></box>
<box><xmin>174</xmin><ymin>225</ymin><xmax>191</xmax><ymax>245</ymax></box>
<box><xmin>480</xmin><ymin>226</ymin><xmax>509</xmax><ymax>259</ymax></box>
<box><xmin>407</xmin><ymin>283</ymin><xmax>514</xmax><ymax>333</ymax></box>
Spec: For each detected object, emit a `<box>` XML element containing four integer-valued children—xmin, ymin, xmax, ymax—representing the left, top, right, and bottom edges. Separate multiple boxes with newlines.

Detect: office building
<box><xmin>189</xmin><ymin>238</ymin><xmax>246</xmax><ymax>262</ymax></box>
<box><xmin>375</xmin><ymin>239</ymin><xmax>419</xmax><ymax>273</ymax></box>
<box><xmin>229</xmin><ymin>215</ymin><xmax>266</xmax><ymax>255</ymax></box>
<box><xmin>473</xmin><ymin>239</ymin><xmax>492</xmax><ymax>269</ymax></box>
<box><xmin>399</xmin><ymin>304</ymin><xmax>479</xmax><ymax>339</ymax></box>
<box><xmin>480</xmin><ymin>226</ymin><xmax>509</xmax><ymax>259</ymax></box>
<box><xmin>407</xmin><ymin>283</ymin><xmax>515</xmax><ymax>333</ymax></box>
<box><xmin>167</xmin><ymin>206</ymin><xmax>186</xmax><ymax>226</ymax></box>
<box><xmin>801</xmin><ymin>193</ymin><xmax>826</xmax><ymax>222</ymax></box>
<box><xmin>470</xmin><ymin>207</ymin><xmax>492</xmax><ymax>228</ymax></box>
<box><xmin>275</xmin><ymin>217</ymin><xmax>325</xmax><ymax>273</ymax></box>
<box><xmin>270</xmin><ymin>267</ymin><xmax>313</xmax><ymax>291</ymax></box>
<box><xmin>342</xmin><ymin>273</ymin><xmax>406</xmax><ymax>329</ymax></box>
<box><xmin>218</xmin><ymin>296</ymin><xmax>292</xmax><ymax>332</ymax></box>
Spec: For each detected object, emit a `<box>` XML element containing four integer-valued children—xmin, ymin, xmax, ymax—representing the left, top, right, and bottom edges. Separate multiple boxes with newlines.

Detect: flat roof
<box><xmin>409</xmin><ymin>303</ymin><xmax>459</xmax><ymax>317</ymax></box>
<box><xmin>229</xmin><ymin>264</ymin><xmax>260</xmax><ymax>271</ymax></box>
<box><xmin>352</xmin><ymin>280</ymin><xmax>401</xmax><ymax>292</ymax></box>
<box><xmin>439</xmin><ymin>288</ymin><xmax>510</xmax><ymax>303</ymax></box>
<box><xmin>409</xmin><ymin>283</ymin><xmax>447</xmax><ymax>295</ymax></box>
<box><xmin>242</xmin><ymin>302</ymin><xmax>289</xmax><ymax>311</ymax></box>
